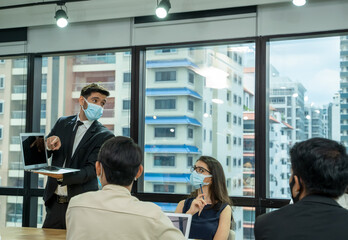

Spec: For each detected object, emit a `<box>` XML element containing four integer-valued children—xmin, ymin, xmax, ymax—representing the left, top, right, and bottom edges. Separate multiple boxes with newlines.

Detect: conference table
<box><xmin>0</xmin><ymin>227</ymin><xmax>66</xmax><ymax>240</ymax></box>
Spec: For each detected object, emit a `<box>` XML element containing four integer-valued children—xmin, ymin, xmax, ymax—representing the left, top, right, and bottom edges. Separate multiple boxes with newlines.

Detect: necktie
<box><xmin>66</xmin><ymin>120</ymin><xmax>83</xmax><ymax>167</ymax></box>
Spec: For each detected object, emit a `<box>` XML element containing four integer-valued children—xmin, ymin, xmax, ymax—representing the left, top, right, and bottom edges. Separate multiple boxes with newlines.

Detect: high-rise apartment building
<box><xmin>340</xmin><ymin>36</ymin><xmax>348</xmax><ymax>151</ymax></box>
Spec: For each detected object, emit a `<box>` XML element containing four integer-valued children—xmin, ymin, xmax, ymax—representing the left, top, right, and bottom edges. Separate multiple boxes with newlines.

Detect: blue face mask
<box><xmin>190</xmin><ymin>171</ymin><xmax>212</xmax><ymax>189</ymax></box>
<box><xmin>82</xmin><ymin>97</ymin><xmax>103</xmax><ymax>121</ymax></box>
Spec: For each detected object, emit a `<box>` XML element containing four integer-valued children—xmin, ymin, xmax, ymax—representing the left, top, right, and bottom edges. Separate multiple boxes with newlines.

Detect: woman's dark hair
<box><xmin>290</xmin><ymin>137</ymin><xmax>348</xmax><ymax>198</ymax></box>
<box><xmin>97</xmin><ymin>136</ymin><xmax>142</xmax><ymax>186</ymax></box>
<box><xmin>189</xmin><ymin>156</ymin><xmax>232</xmax><ymax>209</ymax></box>
<box><xmin>80</xmin><ymin>83</ymin><xmax>110</xmax><ymax>98</ymax></box>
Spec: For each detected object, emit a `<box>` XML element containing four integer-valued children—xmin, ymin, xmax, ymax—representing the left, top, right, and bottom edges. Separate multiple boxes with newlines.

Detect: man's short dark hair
<box><xmin>290</xmin><ymin>137</ymin><xmax>348</xmax><ymax>198</ymax></box>
<box><xmin>97</xmin><ymin>136</ymin><xmax>142</xmax><ymax>186</ymax></box>
<box><xmin>80</xmin><ymin>83</ymin><xmax>110</xmax><ymax>98</ymax></box>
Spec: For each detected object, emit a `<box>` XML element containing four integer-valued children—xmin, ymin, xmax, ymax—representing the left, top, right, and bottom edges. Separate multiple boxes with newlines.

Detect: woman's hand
<box><xmin>186</xmin><ymin>194</ymin><xmax>207</xmax><ymax>216</ymax></box>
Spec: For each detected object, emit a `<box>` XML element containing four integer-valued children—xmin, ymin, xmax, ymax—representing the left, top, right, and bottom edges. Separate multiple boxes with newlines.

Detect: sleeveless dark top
<box><xmin>183</xmin><ymin>198</ymin><xmax>228</xmax><ymax>240</ymax></box>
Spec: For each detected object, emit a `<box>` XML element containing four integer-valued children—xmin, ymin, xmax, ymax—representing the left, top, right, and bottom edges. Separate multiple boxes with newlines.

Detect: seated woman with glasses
<box><xmin>175</xmin><ymin>156</ymin><xmax>233</xmax><ymax>240</ymax></box>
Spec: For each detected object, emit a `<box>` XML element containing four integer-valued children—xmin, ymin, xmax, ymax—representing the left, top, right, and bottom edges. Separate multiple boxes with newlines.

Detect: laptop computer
<box><xmin>165</xmin><ymin>213</ymin><xmax>192</xmax><ymax>239</ymax></box>
<box><xmin>20</xmin><ymin>133</ymin><xmax>79</xmax><ymax>174</ymax></box>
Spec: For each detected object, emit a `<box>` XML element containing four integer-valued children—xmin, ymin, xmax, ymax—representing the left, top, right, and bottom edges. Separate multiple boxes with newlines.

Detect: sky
<box><xmin>269</xmin><ymin>36</ymin><xmax>341</xmax><ymax>107</ymax></box>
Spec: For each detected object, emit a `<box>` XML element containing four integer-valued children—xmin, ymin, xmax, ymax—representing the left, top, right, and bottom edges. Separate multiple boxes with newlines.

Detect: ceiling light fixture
<box><xmin>55</xmin><ymin>2</ymin><xmax>68</xmax><ymax>28</ymax></box>
<box><xmin>156</xmin><ymin>0</ymin><xmax>171</xmax><ymax>19</ymax></box>
<box><xmin>292</xmin><ymin>0</ymin><xmax>306</xmax><ymax>7</ymax></box>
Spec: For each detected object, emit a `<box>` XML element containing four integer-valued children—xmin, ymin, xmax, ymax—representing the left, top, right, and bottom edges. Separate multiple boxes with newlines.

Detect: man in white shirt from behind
<box><xmin>66</xmin><ymin>136</ymin><xmax>185</xmax><ymax>240</ymax></box>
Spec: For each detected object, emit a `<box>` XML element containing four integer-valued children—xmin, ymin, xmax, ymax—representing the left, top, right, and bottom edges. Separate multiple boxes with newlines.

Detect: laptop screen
<box><xmin>165</xmin><ymin>213</ymin><xmax>192</xmax><ymax>239</ymax></box>
<box><xmin>20</xmin><ymin>133</ymin><xmax>47</xmax><ymax>167</ymax></box>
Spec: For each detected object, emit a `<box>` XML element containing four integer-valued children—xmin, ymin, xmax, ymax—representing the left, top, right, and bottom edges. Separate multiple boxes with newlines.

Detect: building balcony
<box><xmin>341</xmin><ymin>82</ymin><xmax>348</xmax><ymax>88</ymax></box>
<box><xmin>13</xmin><ymin>59</ymin><xmax>27</xmax><ymax>68</ymax></box>
<box><xmin>74</xmin><ymin>54</ymin><xmax>116</xmax><ymax>65</ymax></box>
<box><xmin>341</xmin><ymin>125</ymin><xmax>348</xmax><ymax>131</ymax></box>
<box><xmin>72</xmin><ymin>81</ymin><xmax>115</xmax><ymax>92</ymax></box>
<box><xmin>11</xmin><ymin>110</ymin><xmax>46</xmax><ymax>119</ymax></box>
<box><xmin>13</xmin><ymin>85</ymin><xmax>26</xmax><ymax>94</ymax></box>
<box><xmin>9</xmin><ymin>161</ymin><xmax>23</xmax><ymax>170</ymax></box>
<box><xmin>341</xmin><ymin>93</ymin><xmax>348</xmax><ymax>99</ymax></box>
<box><xmin>341</xmin><ymin>61</ymin><xmax>348</xmax><ymax>67</ymax></box>
<box><xmin>12</xmin><ymin>85</ymin><xmax>47</xmax><ymax>94</ymax></box>
<box><xmin>341</xmin><ymin>136</ymin><xmax>348</xmax><ymax>142</ymax></box>
<box><xmin>11</xmin><ymin>136</ymin><xmax>20</xmax><ymax>144</ymax></box>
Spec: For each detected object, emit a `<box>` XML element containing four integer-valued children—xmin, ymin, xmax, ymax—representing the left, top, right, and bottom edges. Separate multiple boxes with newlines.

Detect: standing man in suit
<box><xmin>38</xmin><ymin>83</ymin><xmax>114</xmax><ymax>229</ymax></box>
<box><xmin>254</xmin><ymin>137</ymin><xmax>348</xmax><ymax>240</ymax></box>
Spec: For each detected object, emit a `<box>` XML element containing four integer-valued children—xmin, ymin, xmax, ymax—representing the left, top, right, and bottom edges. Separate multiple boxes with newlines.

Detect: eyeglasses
<box><xmin>190</xmin><ymin>165</ymin><xmax>212</xmax><ymax>174</ymax></box>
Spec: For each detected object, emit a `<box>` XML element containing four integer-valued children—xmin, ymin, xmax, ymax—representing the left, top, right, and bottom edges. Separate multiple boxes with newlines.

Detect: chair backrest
<box><xmin>228</xmin><ymin>230</ymin><xmax>235</xmax><ymax>240</ymax></box>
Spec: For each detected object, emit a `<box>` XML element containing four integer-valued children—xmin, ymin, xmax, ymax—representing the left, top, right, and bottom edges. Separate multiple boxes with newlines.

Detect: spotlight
<box><xmin>292</xmin><ymin>0</ymin><xmax>306</xmax><ymax>6</ymax></box>
<box><xmin>55</xmin><ymin>3</ymin><xmax>68</xmax><ymax>28</ymax></box>
<box><xmin>156</xmin><ymin>0</ymin><xmax>171</xmax><ymax>19</ymax></box>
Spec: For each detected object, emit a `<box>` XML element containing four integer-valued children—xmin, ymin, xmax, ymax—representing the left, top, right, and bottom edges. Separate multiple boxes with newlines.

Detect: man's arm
<box><xmin>60</xmin><ymin>131</ymin><xmax>114</xmax><ymax>186</ymax></box>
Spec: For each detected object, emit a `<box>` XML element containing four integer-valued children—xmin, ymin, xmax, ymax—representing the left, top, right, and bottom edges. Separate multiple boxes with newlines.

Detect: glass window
<box><xmin>2</xmin><ymin>196</ymin><xmax>23</xmax><ymax>227</ymax></box>
<box><xmin>123</xmin><ymin>100</ymin><xmax>130</xmax><ymax>110</ymax></box>
<box><xmin>268</xmin><ymin>36</ymin><xmax>343</xmax><ymax>199</ymax></box>
<box><xmin>155</xmin><ymin>99</ymin><xmax>176</xmax><ymax>110</ymax></box>
<box><xmin>153</xmin><ymin>184</ymin><xmax>175</xmax><ymax>193</ymax></box>
<box><xmin>155</xmin><ymin>71</ymin><xmax>176</xmax><ymax>81</ymax></box>
<box><xmin>122</xmin><ymin>127</ymin><xmax>130</xmax><ymax>137</ymax></box>
<box><xmin>0</xmin><ymin>75</ymin><xmax>4</xmax><ymax>89</ymax></box>
<box><xmin>187</xmin><ymin>156</ymin><xmax>193</xmax><ymax>167</ymax></box>
<box><xmin>0</xmin><ymin>100</ymin><xmax>4</xmax><ymax>114</ymax></box>
<box><xmin>155</xmin><ymin>127</ymin><xmax>175</xmax><ymax>138</ymax></box>
<box><xmin>123</xmin><ymin>72</ymin><xmax>131</xmax><ymax>83</ymax></box>
<box><xmin>35</xmin><ymin>50</ymin><xmax>131</xmax><ymax>225</ymax></box>
<box><xmin>187</xmin><ymin>128</ymin><xmax>193</xmax><ymax>139</ymax></box>
<box><xmin>188</xmin><ymin>71</ymin><xmax>195</xmax><ymax>84</ymax></box>
<box><xmin>188</xmin><ymin>99</ymin><xmax>194</xmax><ymax>111</ymax></box>
<box><xmin>144</xmin><ymin>43</ymin><xmax>255</xmax><ymax>198</ymax></box>
<box><xmin>154</xmin><ymin>156</ymin><xmax>175</xmax><ymax>167</ymax></box>
<box><xmin>0</xmin><ymin>56</ymin><xmax>27</xmax><ymax>190</ymax></box>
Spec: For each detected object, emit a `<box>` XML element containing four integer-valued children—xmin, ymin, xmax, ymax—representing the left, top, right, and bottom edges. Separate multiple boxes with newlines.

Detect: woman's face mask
<box><xmin>81</xmin><ymin>97</ymin><xmax>103</xmax><ymax>121</ymax></box>
<box><xmin>190</xmin><ymin>170</ymin><xmax>212</xmax><ymax>189</ymax></box>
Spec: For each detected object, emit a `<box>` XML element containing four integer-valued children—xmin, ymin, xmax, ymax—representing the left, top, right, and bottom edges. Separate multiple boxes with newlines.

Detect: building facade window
<box><xmin>154</xmin><ymin>156</ymin><xmax>175</xmax><ymax>167</ymax></box>
<box><xmin>188</xmin><ymin>71</ymin><xmax>195</xmax><ymax>84</ymax></box>
<box><xmin>155</xmin><ymin>127</ymin><xmax>175</xmax><ymax>138</ymax></box>
<box><xmin>0</xmin><ymin>75</ymin><xmax>4</xmax><ymax>89</ymax></box>
<box><xmin>153</xmin><ymin>184</ymin><xmax>175</xmax><ymax>193</ymax></box>
<box><xmin>187</xmin><ymin>156</ymin><xmax>193</xmax><ymax>167</ymax></box>
<box><xmin>155</xmin><ymin>99</ymin><xmax>176</xmax><ymax>110</ymax></box>
<box><xmin>122</xmin><ymin>100</ymin><xmax>130</xmax><ymax>110</ymax></box>
<box><xmin>155</xmin><ymin>71</ymin><xmax>176</xmax><ymax>81</ymax></box>
<box><xmin>0</xmin><ymin>125</ymin><xmax>3</xmax><ymax>140</ymax></box>
<box><xmin>187</xmin><ymin>128</ymin><xmax>194</xmax><ymax>139</ymax></box>
<box><xmin>123</xmin><ymin>72</ymin><xmax>131</xmax><ymax>83</ymax></box>
<box><xmin>0</xmin><ymin>100</ymin><xmax>4</xmax><ymax>114</ymax></box>
<box><xmin>188</xmin><ymin>99</ymin><xmax>194</xmax><ymax>111</ymax></box>
<box><xmin>122</xmin><ymin>127</ymin><xmax>130</xmax><ymax>137</ymax></box>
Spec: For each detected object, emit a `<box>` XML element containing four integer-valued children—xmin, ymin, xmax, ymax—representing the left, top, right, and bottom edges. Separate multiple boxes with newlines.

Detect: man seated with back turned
<box><xmin>254</xmin><ymin>137</ymin><xmax>348</xmax><ymax>240</ymax></box>
<box><xmin>66</xmin><ymin>136</ymin><xmax>186</xmax><ymax>240</ymax></box>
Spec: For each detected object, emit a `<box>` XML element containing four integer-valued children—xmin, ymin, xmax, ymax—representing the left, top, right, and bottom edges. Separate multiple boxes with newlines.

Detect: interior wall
<box><xmin>132</xmin><ymin>14</ymin><xmax>257</xmax><ymax>46</ymax></box>
<box><xmin>258</xmin><ymin>0</ymin><xmax>348</xmax><ymax>36</ymax></box>
<box><xmin>27</xmin><ymin>19</ymin><xmax>132</xmax><ymax>53</ymax></box>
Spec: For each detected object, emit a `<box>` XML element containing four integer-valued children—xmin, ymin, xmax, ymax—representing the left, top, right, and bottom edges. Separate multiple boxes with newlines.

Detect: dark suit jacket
<box><xmin>43</xmin><ymin>115</ymin><xmax>114</xmax><ymax>205</ymax></box>
<box><xmin>254</xmin><ymin>195</ymin><xmax>348</xmax><ymax>240</ymax></box>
